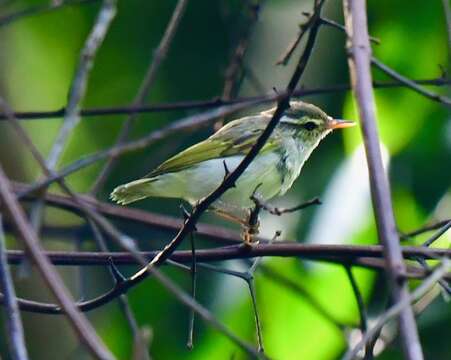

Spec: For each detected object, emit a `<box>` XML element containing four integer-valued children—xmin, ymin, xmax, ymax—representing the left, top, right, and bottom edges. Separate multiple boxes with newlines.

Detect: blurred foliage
<box><xmin>0</xmin><ymin>0</ymin><xmax>450</xmax><ymax>359</ymax></box>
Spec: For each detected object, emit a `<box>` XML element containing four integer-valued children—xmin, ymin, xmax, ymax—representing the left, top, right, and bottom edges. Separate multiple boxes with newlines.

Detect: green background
<box><xmin>0</xmin><ymin>0</ymin><xmax>450</xmax><ymax>359</ymax></box>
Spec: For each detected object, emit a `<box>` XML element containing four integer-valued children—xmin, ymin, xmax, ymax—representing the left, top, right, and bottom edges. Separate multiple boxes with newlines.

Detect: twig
<box><xmin>214</xmin><ymin>0</ymin><xmax>262</xmax><ymax>130</ymax></box>
<box><xmin>90</xmin><ymin>0</ymin><xmax>190</xmax><ymax>193</ymax></box>
<box><xmin>88</xmin><ymin>219</ymin><xmax>150</xmax><ymax>360</ymax></box>
<box><xmin>46</xmin><ymin>0</ymin><xmax>117</xmax><ymax>169</ymax></box>
<box><xmin>401</xmin><ymin>219</ymin><xmax>451</xmax><ymax>239</ymax></box>
<box><xmin>2</xmin><ymin>77</ymin><xmax>450</xmax><ymax>122</ymax></box>
<box><xmin>0</xmin><ymin>0</ymin><xmax>98</xmax><ymax>27</ymax></box>
<box><xmin>442</xmin><ymin>0</ymin><xmax>451</xmax><ymax>59</ymax></box>
<box><xmin>28</xmin><ymin>0</ymin><xmax>117</xmax><ymax>234</ymax></box>
<box><xmin>0</xmin><ymin>216</ymin><xmax>29</xmax><ymax>360</ymax></box>
<box><xmin>6</xmin><ymin>244</ymin><xmax>451</xmax><ymax>276</ymax></box>
<box><xmin>342</xmin><ymin>259</ymin><xmax>451</xmax><ymax>360</ymax></box>
<box><xmin>371</xmin><ymin>57</ymin><xmax>451</xmax><ymax>107</ymax></box>
<box><xmin>17</xmin><ymin>101</ymin><xmax>269</xmax><ymax>197</ymax></box>
<box><xmin>0</xmin><ymin>166</ymin><xmax>114</xmax><ymax>360</ymax></box>
<box><xmin>343</xmin><ymin>1</ymin><xmax>423</xmax><ymax>359</ymax></box>
<box><xmin>421</xmin><ymin>220</ymin><xmax>451</xmax><ymax>247</ymax></box>
<box><xmin>344</xmin><ymin>266</ymin><xmax>372</xmax><ymax>360</ymax></box>
<box><xmin>251</xmin><ymin>192</ymin><xmax>321</xmax><ymax>216</ymax></box>
<box><xmin>186</xmin><ymin>232</ymin><xmax>197</xmax><ymax>350</ymax></box>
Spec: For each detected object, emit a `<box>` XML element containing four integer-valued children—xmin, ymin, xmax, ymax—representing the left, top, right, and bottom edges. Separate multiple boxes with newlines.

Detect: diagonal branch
<box><xmin>0</xmin><ymin>166</ymin><xmax>114</xmax><ymax>360</ymax></box>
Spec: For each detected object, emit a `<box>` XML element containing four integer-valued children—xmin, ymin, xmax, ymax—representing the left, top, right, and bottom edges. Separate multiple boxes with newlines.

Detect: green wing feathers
<box><xmin>147</xmin><ymin>115</ymin><xmax>274</xmax><ymax>177</ymax></box>
<box><xmin>111</xmin><ymin>114</ymin><xmax>277</xmax><ymax>205</ymax></box>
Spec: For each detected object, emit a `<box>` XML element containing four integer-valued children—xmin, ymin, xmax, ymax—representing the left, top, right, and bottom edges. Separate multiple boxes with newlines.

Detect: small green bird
<box><xmin>111</xmin><ymin>100</ymin><xmax>354</xmax><ymax>237</ymax></box>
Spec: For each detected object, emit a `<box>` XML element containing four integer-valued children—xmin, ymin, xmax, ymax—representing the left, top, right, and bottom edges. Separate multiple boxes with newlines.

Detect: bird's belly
<box><xmin>182</xmin><ymin>153</ymin><xmax>282</xmax><ymax>210</ymax></box>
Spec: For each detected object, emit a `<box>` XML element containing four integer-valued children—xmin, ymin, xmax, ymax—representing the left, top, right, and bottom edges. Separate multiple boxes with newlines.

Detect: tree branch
<box><xmin>343</xmin><ymin>1</ymin><xmax>423</xmax><ymax>359</ymax></box>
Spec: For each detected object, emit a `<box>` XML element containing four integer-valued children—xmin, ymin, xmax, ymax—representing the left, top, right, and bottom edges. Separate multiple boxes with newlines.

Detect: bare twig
<box><xmin>6</xmin><ymin>245</ymin><xmax>451</xmax><ymax>277</ymax></box>
<box><xmin>344</xmin><ymin>266</ymin><xmax>372</xmax><ymax>359</ymax></box>
<box><xmin>17</xmin><ymin>101</ymin><xmax>268</xmax><ymax>197</ymax></box>
<box><xmin>28</xmin><ymin>0</ymin><xmax>117</xmax><ymax>234</ymax></box>
<box><xmin>214</xmin><ymin>0</ymin><xmax>262</xmax><ymax>130</ymax></box>
<box><xmin>90</xmin><ymin>0</ymin><xmax>190</xmax><ymax>193</ymax></box>
<box><xmin>0</xmin><ymin>216</ymin><xmax>29</xmax><ymax>360</ymax></box>
<box><xmin>2</xmin><ymin>77</ymin><xmax>450</xmax><ymax>122</ymax></box>
<box><xmin>343</xmin><ymin>259</ymin><xmax>450</xmax><ymax>360</ymax></box>
<box><xmin>186</xmin><ymin>232</ymin><xmax>197</xmax><ymax>350</ymax></box>
<box><xmin>371</xmin><ymin>57</ymin><xmax>451</xmax><ymax>107</ymax></box>
<box><xmin>343</xmin><ymin>1</ymin><xmax>423</xmax><ymax>359</ymax></box>
<box><xmin>251</xmin><ymin>190</ymin><xmax>321</xmax><ymax>216</ymax></box>
<box><xmin>421</xmin><ymin>220</ymin><xmax>451</xmax><ymax>247</ymax></box>
<box><xmin>0</xmin><ymin>166</ymin><xmax>114</xmax><ymax>360</ymax></box>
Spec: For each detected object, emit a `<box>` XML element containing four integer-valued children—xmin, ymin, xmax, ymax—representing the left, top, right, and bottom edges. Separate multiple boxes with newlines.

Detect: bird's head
<box><xmin>270</xmin><ymin>100</ymin><xmax>355</xmax><ymax>147</ymax></box>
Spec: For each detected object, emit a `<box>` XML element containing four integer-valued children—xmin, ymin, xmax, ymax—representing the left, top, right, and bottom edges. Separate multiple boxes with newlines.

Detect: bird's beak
<box><xmin>327</xmin><ymin>117</ymin><xmax>356</xmax><ymax>130</ymax></box>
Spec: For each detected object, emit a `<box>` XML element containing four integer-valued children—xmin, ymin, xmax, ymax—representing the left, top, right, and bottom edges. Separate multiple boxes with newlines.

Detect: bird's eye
<box><xmin>303</xmin><ymin>122</ymin><xmax>318</xmax><ymax>131</ymax></box>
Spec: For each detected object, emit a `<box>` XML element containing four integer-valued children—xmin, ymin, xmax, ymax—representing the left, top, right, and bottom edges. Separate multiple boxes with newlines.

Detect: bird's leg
<box><xmin>212</xmin><ymin>208</ymin><xmax>249</xmax><ymax>226</ymax></box>
<box><xmin>211</xmin><ymin>206</ymin><xmax>259</xmax><ymax>245</ymax></box>
<box><xmin>243</xmin><ymin>203</ymin><xmax>261</xmax><ymax>246</ymax></box>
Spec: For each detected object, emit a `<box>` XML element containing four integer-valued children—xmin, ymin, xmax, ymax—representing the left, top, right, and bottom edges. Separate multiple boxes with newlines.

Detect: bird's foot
<box><xmin>241</xmin><ymin>220</ymin><xmax>260</xmax><ymax>247</ymax></box>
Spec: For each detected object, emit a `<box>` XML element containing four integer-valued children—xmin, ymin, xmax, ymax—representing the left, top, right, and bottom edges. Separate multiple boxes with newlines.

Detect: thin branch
<box><xmin>421</xmin><ymin>220</ymin><xmax>451</xmax><ymax>247</ymax></box>
<box><xmin>3</xmin><ymin>78</ymin><xmax>450</xmax><ymax>122</ymax></box>
<box><xmin>442</xmin><ymin>0</ymin><xmax>451</xmax><ymax>59</ymax></box>
<box><xmin>343</xmin><ymin>2</ymin><xmax>423</xmax><ymax>359</ymax></box>
<box><xmin>401</xmin><ymin>219</ymin><xmax>451</xmax><ymax>239</ymax></box>
<box><xmin>0</xmin><ymin>216</ymin><xmax>29</xmax><ymax>360</ymax></box>
<box><xmin>259</xmin><ymin>264</ymin><xmax>348</xmax><ymax>331</ymax></box>
<box><xmin>342</xmin><ymin>259</ymin><xmax>451</xmax><ymax>360</ymax></box>
<box><xmin>186</xmin><ymin>232</ymin><xmax>197</xmax><ymax>350</ymax></box>
<box><xmin>90</xmin><ymin>0</ymin><xmax>190</xmax><ymax>193</ymax></box>
<box><xmin>2</xmin><ymin>91</ymin><xmax>261</xmax><ymax>357</ymax></box>
<box><xmin>371</xmin><ymin>57</ymin><xmax>451</xmax><ymax>107</ymax></box>
<box><xmin>28</xmin><ymin>0</ymin><xmax>117</xmax><ymax>235</ymax></box>
<box><xmin>88</xmin><ymin>219</ymin><xmax>149</xmax><ymax>360</ymax></box>
<box><xmin>0</xmin><ymin>166</ymin><xmax>114</xmax><ymax>360</ymax></box>
<box><xmin>5</xmin><ymin>245</ymin><xmax>451</xmax><ymax>275</ymax></box>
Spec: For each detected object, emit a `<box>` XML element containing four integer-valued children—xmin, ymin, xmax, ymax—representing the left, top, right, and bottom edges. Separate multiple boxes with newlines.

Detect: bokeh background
<box><xmin>0</xmin><ymin>0</ymin><xmax>450</xmax><ymax>359</ymax></box>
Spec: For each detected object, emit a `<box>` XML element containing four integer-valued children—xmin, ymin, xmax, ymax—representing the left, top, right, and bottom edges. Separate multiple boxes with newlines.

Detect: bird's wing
<box><xmin>147</xmin><ymin>114</ymin><xmax>278</xmax><ymax>177</ymax></box>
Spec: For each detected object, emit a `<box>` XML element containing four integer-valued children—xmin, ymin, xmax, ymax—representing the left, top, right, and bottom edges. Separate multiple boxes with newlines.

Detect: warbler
<box><xmin>111</xmin><ymin>101</ymin><xmax>354</xmax><ymax>236</ymax></box>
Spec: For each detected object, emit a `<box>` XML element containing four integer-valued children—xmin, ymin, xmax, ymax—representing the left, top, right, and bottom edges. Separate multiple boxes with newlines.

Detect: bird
<box><xmin>111</xmin><ymin>100</ymin><xmax>355</xmax><ymax>242</ymax></box>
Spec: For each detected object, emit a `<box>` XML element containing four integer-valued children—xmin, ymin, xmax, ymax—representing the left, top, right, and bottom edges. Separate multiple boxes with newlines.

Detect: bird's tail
<box><xmin>110</xmin><ymin>178</ymin><xmax>157</xmax><ymax>205</ymax></box>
